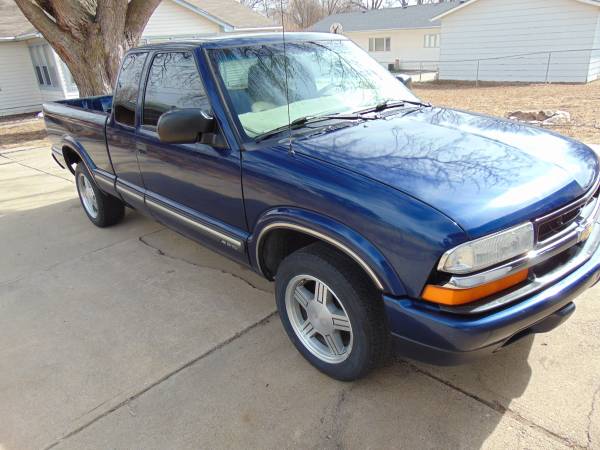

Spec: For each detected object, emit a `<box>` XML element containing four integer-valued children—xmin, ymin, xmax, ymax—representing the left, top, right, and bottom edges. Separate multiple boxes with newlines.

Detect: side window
<box><xmin>114</xmin><ymin>52</ymin><xmax>147</xmax><ymax>127</ymax></box>
<box><xmin>143</xmin><ymin>52</ymin><xmax>210</xmax><ymax>127</ymax></box>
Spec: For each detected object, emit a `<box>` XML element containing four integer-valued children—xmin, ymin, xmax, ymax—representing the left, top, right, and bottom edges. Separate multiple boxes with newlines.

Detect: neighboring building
<box><xmin>434</xmin><ymin>0</ymin><xmax>600</xmax><ymax>83</ymax></box>
<box><xmin>141</xmin><ymin>0</ymin><xmax>280</xmax><ymax>43</ymax></box>
<box><xmin>309</xmin><ymin>2</ymin><xmax>460</xmax><ymax>71</ymax></box>
<box><xmin>0</xmin><ymin>0</ymin><xmax>279</xmax><ymax>117</ymax></box>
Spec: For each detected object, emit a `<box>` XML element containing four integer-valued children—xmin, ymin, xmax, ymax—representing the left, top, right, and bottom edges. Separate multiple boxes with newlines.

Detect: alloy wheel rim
<box><xmin>285</xmin><ymin>275</ymin><xmax>353</xmax><ymax>364</ymax></box>
<box><xmin>78</xmin><ymin>173</ymin><xmax>99</xmax><ymax>219</ymax></box>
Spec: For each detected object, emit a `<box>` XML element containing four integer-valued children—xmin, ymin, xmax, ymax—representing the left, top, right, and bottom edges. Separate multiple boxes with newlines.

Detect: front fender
<box><xmin>249</xmin><ymin>207</ymin><xmax>407</xmax><ymax>296</ymax></box>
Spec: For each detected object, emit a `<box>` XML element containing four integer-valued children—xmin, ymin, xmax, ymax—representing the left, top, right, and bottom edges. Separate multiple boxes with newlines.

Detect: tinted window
<box><xmin>143</xmin><ymin>52</ymin><xmax>209</xmax><ymax>127</ymax></box>
<box><xmin>114</xmin><ymin>52</ymin><xmax>147</xmax><ymax>127</ymax></box>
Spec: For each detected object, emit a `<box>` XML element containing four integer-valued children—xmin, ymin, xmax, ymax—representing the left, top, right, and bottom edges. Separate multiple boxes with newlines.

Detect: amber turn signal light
<box><xmin>421</xmin><ymin>269</ymin><xmax>529</xmax><ymax>306</ymax></box>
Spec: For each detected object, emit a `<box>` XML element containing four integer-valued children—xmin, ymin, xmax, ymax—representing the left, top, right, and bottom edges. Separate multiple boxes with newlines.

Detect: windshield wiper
<box><xmin>360</xmin><ymin>99</ymin><xmax>432</xmax><ymax>114</ymax></box>
<box><xmin>255</xmin><ymin>113</ymin><xmax>373</xmax><ymax>142</ymax></box>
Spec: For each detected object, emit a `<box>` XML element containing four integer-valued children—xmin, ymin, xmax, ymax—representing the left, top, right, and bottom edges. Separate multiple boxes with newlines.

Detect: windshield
<box><xmin>208</xmin><ymin>39</ymin><xmax>419</xmax><ymax>139</ymax></box>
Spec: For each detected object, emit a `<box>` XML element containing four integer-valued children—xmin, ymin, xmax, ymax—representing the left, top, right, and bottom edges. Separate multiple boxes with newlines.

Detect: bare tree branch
<box><xmin>14</xmin><ymin>0</ymin><xmax>63</xmax><ymax>41</ymax></box>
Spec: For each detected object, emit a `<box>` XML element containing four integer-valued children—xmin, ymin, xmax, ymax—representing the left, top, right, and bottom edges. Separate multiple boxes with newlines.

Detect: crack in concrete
<box><xmin>0</xmin><ymin>146</ymin><xmax>49</xmax><ymax>155</ymax></box>
<box><xmin>587</xmin><ymin>383</ymin><xmax>600</xmax><ymax>448</ymax></box>
<box><xmin>138</xmin><ymin>234</ymin><xmax>272</xmax><ymax>294</ymax></box>
<box><xmin>328</xmin><ymin>385</ymin><xmax>354</xmax><ymax>449</ymax></box>
<box><xmin>403</xmin><ymin>361</ymin><xmax>586</xmax><ymax>449</ymax></box>
<box><xmin>0</xmin><ymin>228</ymin><xmax>164</xmax><ymax>288</ymax></box>
<box><xmin>0</xmin><ymin>153</ymin><xmax>73</xmax><ymax>182</ymax></box>
<box><xmin>43</xmin><ymin>311</ymin><xmax>278</xmax><ymax>450</ymax></box>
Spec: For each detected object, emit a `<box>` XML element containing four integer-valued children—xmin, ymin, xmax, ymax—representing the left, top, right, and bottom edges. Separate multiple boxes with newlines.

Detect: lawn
<box><xmin>413</xmin><ymin>80</ymin><xmax>600</xmax><ymax>143</ymax></box>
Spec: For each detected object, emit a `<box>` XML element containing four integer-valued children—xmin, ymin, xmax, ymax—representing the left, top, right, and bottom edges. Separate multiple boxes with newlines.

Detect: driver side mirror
<box><xmin>157</xmin><ymin>108</ymin><xmax>215</xmax><ymax>144</ymax></box>
<box><xmin>395</xmin><ymin>74</ymin><xmax>413</xmax><ymax>89</ymax></box>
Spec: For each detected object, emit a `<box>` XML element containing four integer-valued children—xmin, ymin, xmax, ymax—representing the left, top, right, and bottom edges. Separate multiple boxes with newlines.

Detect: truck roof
<box><xmin>134</xmin><ymin>32</ymin><xmax>347</xmax><ymax>51</ymax></box>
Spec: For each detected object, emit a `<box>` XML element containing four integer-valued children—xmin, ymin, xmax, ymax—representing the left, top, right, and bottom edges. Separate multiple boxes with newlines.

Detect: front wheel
<box><xmin>75</xmin><ymin>163</ymin><xmax>124</xmax><ymax>227</ymax></box>
<box><xmin>275</xmin><ymin>243</ymin><xmax>389</xmax><ymax>381</ymax></box>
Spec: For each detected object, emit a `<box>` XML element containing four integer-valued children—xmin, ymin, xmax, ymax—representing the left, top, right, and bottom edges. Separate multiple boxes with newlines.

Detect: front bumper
<box><xmin>384</xmin><ymin>218</ymin><xmax>600</xmax><ymax>365</ymax></box>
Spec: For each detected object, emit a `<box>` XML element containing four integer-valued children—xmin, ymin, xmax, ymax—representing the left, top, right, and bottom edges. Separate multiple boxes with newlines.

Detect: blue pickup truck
<box><xmin>44</xmin><ymin>33</ymin><xmax>600</xmax><ymax>381</ymax></box>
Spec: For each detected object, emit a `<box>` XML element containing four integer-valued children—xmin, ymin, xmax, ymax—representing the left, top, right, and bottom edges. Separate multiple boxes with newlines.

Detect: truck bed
<box><xmin>57</xmin><ymin>95</ymin><xmax>113</xmax><ymax>114</ymax></box>
<box><xmin>43</xmin><ymin>95</ymin><xmax>114</xmax><ymax>174</ymax></box>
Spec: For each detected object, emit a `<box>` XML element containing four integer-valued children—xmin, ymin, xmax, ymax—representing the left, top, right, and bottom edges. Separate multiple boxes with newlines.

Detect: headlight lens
<box><xmin>439</xmin><ymin>222</ymin><xmax>534</xmax><ymax>274</ymax></box>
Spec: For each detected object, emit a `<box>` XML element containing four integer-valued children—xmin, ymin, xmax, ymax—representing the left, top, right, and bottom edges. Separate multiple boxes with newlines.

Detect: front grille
<box><xmin>535</xmin><ymin>181</ymin><xmax>600</xmax><ymax>244</ymax></box>
<box><xmin>537</xmin><ymin>203</ymin><xmax>583</xmax><ymax>242</ymax></box>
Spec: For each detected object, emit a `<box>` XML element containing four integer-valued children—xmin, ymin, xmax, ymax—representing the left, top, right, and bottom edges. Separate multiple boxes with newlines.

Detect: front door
<box><xmin>135</xmin><ymin>50</ymin><xmax>247</xmax><ymax>261</ymax></box>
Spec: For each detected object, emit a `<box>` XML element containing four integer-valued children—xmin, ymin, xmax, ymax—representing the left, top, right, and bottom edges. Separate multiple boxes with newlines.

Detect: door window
<box><xmin>142</xmin><ymin>52</ymin><xmax>210</xmax><ymax>127</ymax></box>
<box><xmin>113</xmin><ymin>52</ymin><xmax>147</xmax><ymax>127</ymax></box>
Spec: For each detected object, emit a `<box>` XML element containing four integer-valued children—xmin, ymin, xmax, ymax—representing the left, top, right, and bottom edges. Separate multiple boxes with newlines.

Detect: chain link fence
<box><xmin>381</xmin><ymin>48</ymin><xmax>600</xmax><ymax>85</ymax></box>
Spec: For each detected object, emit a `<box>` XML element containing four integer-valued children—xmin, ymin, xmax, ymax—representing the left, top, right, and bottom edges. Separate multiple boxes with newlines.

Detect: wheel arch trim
<box><xmin>250</xmin><ymin>209</ymin><xmax>407</xmax><ymax>295</ymax></box>
<box><xmin>58</xmin><ymin>137</ymin><xmax>96</xmax><ymax>175</ymax></box>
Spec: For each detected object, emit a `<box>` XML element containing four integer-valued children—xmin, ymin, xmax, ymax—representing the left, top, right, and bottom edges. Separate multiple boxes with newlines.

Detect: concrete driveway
<box><xmin>1</xmin><ymin>145</ymin><xmax>599</xmax><ymax>450</ymax></box>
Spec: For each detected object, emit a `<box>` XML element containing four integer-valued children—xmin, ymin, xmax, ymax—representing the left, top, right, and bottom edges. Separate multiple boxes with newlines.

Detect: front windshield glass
<box><xmin>208</xmin><ymin>39</ymin><xmax>420</xmax><ymax>139</ymax></box>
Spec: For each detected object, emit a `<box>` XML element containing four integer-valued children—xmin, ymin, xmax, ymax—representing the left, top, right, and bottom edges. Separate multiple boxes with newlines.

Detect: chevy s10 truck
<box><xmin>44</xmin><ymin>33</ymin><xmax>600</xmax><ymax>381</ymax></box>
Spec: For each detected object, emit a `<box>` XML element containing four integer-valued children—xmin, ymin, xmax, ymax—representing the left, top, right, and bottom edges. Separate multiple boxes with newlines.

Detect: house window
<box><xmin>60</xmin><ymin>60</ymin><xmax>77</xmax><ymax>91</ymax></box>
<box><xmin>28</xmin><ymin>44</ymin><xmax>58</xmax><ymax>88</ymax></box>
<box><xmin>424</xmin><ymin>34</ymin><xmax>440</xmax><ymax>48</ymax></box>
<box><xmin>368</xmin><ymin>37</ymin><xmax>391</xmax><ymax>52</ymax></box>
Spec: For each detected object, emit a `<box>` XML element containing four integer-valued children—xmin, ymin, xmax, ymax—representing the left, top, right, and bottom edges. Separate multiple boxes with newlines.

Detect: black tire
<box><xmin>275</xmin><ymin>242</ymin><xmax>389</xmax><ymax>381</ymax></box>
<box><xmin>75</xmin><ymin>163</ymin><xmax>124</xmax><ymax>228</ymax></box>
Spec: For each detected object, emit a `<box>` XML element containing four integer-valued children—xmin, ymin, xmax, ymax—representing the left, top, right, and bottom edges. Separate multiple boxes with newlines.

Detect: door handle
<box><xmin>136</xmin><ymin>142</ymin><xmax>147</xmax><ymax>154</ymax></box>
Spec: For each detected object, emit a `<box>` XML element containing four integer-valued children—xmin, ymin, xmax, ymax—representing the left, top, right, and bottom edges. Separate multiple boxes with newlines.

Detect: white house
<box><xmin>0</xmin><ymin>0</ymin><xmax>279</xmax><ymax>117</ymax></box>
<box><xmin>434</xmin><ymin>0</ymin><xmax>600</xmax><ymax>83</ymax></box>
<box><xmin>309</xmin><ymin>2</ymin><xmax>460</xmax><ymax>71</ymax></box>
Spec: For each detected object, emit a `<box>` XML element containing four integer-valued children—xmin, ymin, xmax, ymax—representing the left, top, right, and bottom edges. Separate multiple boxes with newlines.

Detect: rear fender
<box><xmin>59</xmin><ymin>137</ymin><xmax>117</xmax><ymax>196</ymax></box>
<box><xmin>59</xmin><ymin>136</ymin><xmax>96</xmax><ymax>175</ymax></box>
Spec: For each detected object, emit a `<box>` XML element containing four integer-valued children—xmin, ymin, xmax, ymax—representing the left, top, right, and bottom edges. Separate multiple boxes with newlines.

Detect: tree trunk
<box><xmin>14</xmin><ymin>0</ymin><xmax>161</xmax><ymax>97</ymax></box>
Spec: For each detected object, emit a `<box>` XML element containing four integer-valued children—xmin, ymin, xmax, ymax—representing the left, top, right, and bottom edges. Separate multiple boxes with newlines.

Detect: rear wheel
<box><xmin>75</xmin><ymin>163</ymin><xmax>124</xmax><ymax>227</ymax></box>
<box><xmin>275</xmin><ymin>243</ymin><xmax>389</xmax><ymax>381</ymax></box>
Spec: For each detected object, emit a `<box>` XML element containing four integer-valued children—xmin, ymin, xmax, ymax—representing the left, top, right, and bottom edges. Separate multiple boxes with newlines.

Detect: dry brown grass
<box><xmin>412</xmin><ymin>80</ymin><xmax>600</xmax><ymax>143</ymax></box>
<box><xmin>0</xmin><ymin>114</ymin><xmax>49</xmax><ymax>150</ymax></box>
<box><xmin>1</xmin><ymin>81</ymin><xmax>598</xmax><ymax>151</ymax></box>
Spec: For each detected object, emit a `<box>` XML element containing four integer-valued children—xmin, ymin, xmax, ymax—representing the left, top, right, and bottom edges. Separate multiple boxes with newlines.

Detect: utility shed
<box><xmin>434</xmin><ymin>0</ymin><xmax>600</xmax><ymax>83</ymax></box>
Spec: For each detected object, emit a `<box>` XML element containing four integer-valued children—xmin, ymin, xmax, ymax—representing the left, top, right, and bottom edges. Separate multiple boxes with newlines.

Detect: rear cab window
<box><xmin>142</xmin><ymin>51</ymin><xmax>211</xmax><ymax>129</ymax></box>
<box><xmin>113</xmin><ymin>52</ymin><xmax>147</xmax><ymax>127</ymax></box>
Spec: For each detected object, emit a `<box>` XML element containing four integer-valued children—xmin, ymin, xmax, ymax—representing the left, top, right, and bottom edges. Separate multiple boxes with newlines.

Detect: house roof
<box><xmin>0</xmin><ymin>0</ymin><xmax>277</xmax><ymax>41</ymax></box>
<box><xmin>0</xmin><ymin>0</ymin><xmax>37</xmax><ymax>40</ymax></box>
<box><xmin>175</xmin><ymin>0</ymin><xmax>278</xmax><ymax>30</ymax></box>
<box><xmin>309</xmin><ymin>1</ymin><xmax>461</xmax><ymax>33</ymax></box>
<box><xmin>431</xmin><ymin>0</ymin><xmax>600</xmax><ymax>21</ymax></box>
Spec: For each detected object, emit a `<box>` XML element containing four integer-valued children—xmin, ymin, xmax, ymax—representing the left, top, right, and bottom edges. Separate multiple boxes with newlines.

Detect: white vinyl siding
<box><xmin>588</xmin><ymin>14</ymin><xmax>600</xmax><ymax>81</ymax></box>
<box><xmin>142</xmin><ymin>0</ymin><xmax>221</xmax><ymax>41</ymax></box>
<box><xmin>0</xmin><ymin>42</ymin><xmax>43</xmax><ymax>116</ymax></box>
<box><xmin>348</xmin><ymin>28</ymin><xmax>442</xmax><ymax>70</ymax></box>
<box><xmin>438</xmin><ymin>0</ymin><xmax>600</xmax><ymax>83</ymax></box>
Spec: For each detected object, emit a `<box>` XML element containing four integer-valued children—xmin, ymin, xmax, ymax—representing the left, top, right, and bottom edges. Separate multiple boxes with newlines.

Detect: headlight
<box><xmin>438</xmin><ymin>222</ymin><xmax>534</xmax><ymax>274</ymax></box>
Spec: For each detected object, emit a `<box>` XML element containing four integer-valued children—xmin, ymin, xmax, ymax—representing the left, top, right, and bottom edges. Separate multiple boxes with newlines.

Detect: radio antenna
<box><xmin>280</xmin><ymin>0</ymin><xmax>293</xmax><ymax>154</ymax></box>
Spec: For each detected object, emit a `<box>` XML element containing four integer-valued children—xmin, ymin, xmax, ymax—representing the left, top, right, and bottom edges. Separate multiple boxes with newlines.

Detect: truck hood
<box><xmin>292</xmin><ymin>107</ymin><xmax>599</xmax><ymax>238</ymax></box>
